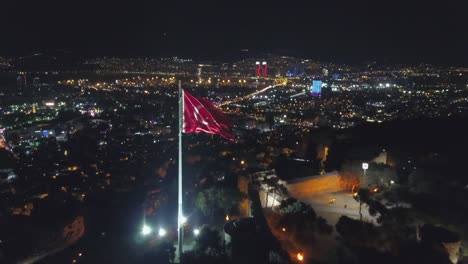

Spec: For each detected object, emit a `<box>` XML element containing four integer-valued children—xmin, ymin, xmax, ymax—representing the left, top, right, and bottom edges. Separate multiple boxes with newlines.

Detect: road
<box><xmin>291</xmin><ymin>191</ymin><xmax>378</xmax><ymax>227</ymax></box>
<box><xmin>218</xmin><ymin>83</ymin><xmax>285</xmax><ymax>106</ymax></box>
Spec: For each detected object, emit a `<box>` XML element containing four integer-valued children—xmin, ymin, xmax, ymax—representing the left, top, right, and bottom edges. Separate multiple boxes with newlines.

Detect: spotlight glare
<box><xmin>159</xmin><ymin>227</ymin><xmax>167</xmax><ymax>237</ymax></box>
<box><xmin>141</xmin><ymin>225</ymin><xmax>152</xmax><ymax>236</ymax></box>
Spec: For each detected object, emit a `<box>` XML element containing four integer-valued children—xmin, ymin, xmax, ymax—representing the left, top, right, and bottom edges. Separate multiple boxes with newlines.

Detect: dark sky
<box><xmin>1</xmin><ymin>0</ymin><xmax>467</xmax><ymax>65</ymax></box>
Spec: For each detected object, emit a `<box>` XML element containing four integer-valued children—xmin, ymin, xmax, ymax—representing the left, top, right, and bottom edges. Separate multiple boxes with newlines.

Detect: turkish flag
<box><xmin>183</xmin><ymin>91</ymin><xmax>234</xmax><ymax>141</ymax></box>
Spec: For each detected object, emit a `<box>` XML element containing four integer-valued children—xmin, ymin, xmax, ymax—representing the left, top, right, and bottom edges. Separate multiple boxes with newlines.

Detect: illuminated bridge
<box><xmin>218</xmin><ymin>81</ymin><xmax>287</xmax><ymax>107</ymax></box>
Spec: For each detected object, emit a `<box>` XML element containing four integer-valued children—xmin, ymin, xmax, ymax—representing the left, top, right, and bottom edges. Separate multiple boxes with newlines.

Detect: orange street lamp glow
<box><xmin>297</xmin><ymin>253</ymin><xmax>304</xmax><ymax>261</ymax></box>
<box><xmin>282</xmin><ymin>227</ymin><xmax>286</xmax><ymax>232</ymax></box>
<box><xmin>225</xmin><ymin>215</ymin><xmax>230</xmax><ymax>221</ymax></box>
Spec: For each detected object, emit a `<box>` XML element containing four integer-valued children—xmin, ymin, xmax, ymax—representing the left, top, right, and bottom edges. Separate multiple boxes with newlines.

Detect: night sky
<box><xmin>1</xmin><ymin>0</ymin><xmax>467</xmax><ymax>65</ymax></box>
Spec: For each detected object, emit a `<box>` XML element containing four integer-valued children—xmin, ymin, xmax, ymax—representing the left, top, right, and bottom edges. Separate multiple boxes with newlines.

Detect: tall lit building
<box><xmin>255</xmin><ymin>61</ymin><xmax>261</xmax><ymax>76</ymax></box>
<box><xmin>197</xmin><ymin>67</ymin><xmax>202</xmax><ymax>81</ymax></box>
<box><xmin>262</xmin><ymin>62</ymin><xmax>268</xmax><ymax>76</ymax></box>
<box><xmin>311</xmin><ymin>80</ymin><xmax>322</xmax><ymax>97</ymax></box>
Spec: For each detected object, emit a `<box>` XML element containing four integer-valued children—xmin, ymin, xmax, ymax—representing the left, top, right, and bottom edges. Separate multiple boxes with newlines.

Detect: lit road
<box><xmin>293</xmin><ymin>192</ymin><xmax>378</xmax><ymax>227</ymax></box>
<box><xmin>218</xmin><ymin>83</ymin><xmax>285</xmax><ymax>106</ymax></box>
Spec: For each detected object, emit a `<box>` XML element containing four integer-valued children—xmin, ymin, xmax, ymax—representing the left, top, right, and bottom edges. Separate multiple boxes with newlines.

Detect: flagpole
<box><xmin>177</xmin><ymin>80</ymin><xmax>184</xmax><ymax>261</ymax></box>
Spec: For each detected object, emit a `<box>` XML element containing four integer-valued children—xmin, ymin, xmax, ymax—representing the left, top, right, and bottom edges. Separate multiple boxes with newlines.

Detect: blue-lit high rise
<box><xmin>311</xmin><ymin>80</ymin><xmax>322</xmax><ymax>97</ymax></box>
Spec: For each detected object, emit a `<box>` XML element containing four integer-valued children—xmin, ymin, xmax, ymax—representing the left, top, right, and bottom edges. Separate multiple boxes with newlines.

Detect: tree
<box><xmin>181</xmin><ymin>251</ymin><xmax>228</xmax><ymax>264</ymax></box>
<box><xmin>317</xmin><ymin>216</ymin><xmax>333</xmax><ymax>234</ymax></box>
<box><xmin>193</xmin><ymin>226</ymin><xmax>225</xmax><ymax>257</ymax></box>
<box><xmin>353</xmin><ymin>189</ymin><xmax>370</xmax><ymax>222</ymax></box>
<box><xmin>139</xmin><ymin>241</ymin><xmax>175</xmax><ymax>264</ymax></box>
<box><xmin>339</xmin><ymin>161</ymin><xmax>361</xmax><ymax>190</ymax></box>
<box><xmin>324</xmin><ymin>141</ymin><xmax>349</xmax><ymax>172</ymax></box>
<box><xmin>365</xmin><ymin>163</ymin><xmax>397</xmax><ymax>188</ymax></box>
<box><xmin>196</xmin><ymin>189</ymin><xmax>211</xmax><ymax>216</ymax></box>
<box><xmin>335</xmin><ymin>215</ymin><xmax>380</xmax><ymax>247</ymax></box>
<box><xmin>407</xmin><ymin>168</ymin><xmax>440</xmax><ymax>194</ymax></box>
<box><xmin>196</xmin><ymin>187</ymin><xmax>244</xmax><ymax>217</ymax></box>
<box><xmin>277</xmin><ymin>198</ymin><xmax>332</xmax><ymax>237</ymax></box>
<box><xmin>278</xmin><ymin>198</ymin><xmax>316</xmax><ymax>216</ymax></box>
<box><xmin>179</xmin><ymin>226</ymin><xmax>229</xmax><ymax>264</ymax></box>
<box><xmin>341</xmin><ymin>161</ymin><xmax>396</xmax><ymax>189</ymax></box>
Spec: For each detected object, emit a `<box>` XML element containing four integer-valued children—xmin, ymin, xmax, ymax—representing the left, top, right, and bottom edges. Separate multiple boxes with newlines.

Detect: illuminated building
<box><xmin>255</xmin><ymin>61</ymin><xmax>261</xmax><ymax>76</ymax></box>
<box><xmin>197</xmin><ymin>67</ymin><xmax>202</xmax><ymax>81</ymax></box>
<box><xmin>262</xmin><ymin>61</ymin><xmax>268</xmax><ymax>76</ymax></box>
<box><xmin>311</xmin><ymin>80</ymin><xmax>322</xmax><ymax>97</ymax></box>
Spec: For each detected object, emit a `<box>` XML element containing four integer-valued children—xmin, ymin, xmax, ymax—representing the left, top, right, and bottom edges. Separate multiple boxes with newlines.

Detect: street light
<box><xmin>362</xmin><ymin>163</ymin><xmax>369</xmax><ymax>175</ymax></box>
<box><xmin>362</xmin><ymin>162</ymin><xmax>369</xmax><ymax>171</ymax></box>
<box><xmin>180</xmin><ymin>215</ymin><xmax>187</xmax><ymax>225</ymax></box>
<box><xmin>297</xmin><ymin>253</ymin><xmax>304</xmax><ymax>262</ymax></box>
<box><xmin>141</xmin><ymin>224</ymin><xmax>152</xmax><ymax>236</ymax></box>
<box><xmin>193</xmin><ymin>228</ymin><xmax>200</xmax><ymax>236</ymax></box>
<box><xmin>158</xmin><ymin>227</ymin><xmax>167</xmax><ymax>237</ymax></box>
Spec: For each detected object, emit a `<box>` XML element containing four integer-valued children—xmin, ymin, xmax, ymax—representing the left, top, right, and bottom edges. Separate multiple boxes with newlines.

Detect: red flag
<box><xmin>183</xmin><ymin>90</ymin><xmax>234</xmax><ymax>140</ymax></box>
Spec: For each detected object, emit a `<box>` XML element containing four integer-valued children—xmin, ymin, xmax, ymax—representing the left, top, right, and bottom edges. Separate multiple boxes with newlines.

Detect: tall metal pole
<box><xmin>177</xmin><ymin>81</ymin><xmax>184</xmax><ymax>261</ymax></box>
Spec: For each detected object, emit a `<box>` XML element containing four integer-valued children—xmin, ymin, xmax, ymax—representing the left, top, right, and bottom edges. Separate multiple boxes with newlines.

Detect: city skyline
<box><xmin>1</xmin><ymin>1</ymin><xmax>467</xmax><ymax>65</ymax></box>
<box><xmin>1</xmin><ymin>2</ymin><xmax>468</xmax><ymax>264</ymax></box>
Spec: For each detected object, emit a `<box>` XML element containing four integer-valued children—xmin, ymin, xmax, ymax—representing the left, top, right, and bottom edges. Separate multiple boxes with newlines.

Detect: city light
<box><xmin>297</xmin><ymin>253</ymin><xmax>304</xmax><ymax>261</ymax></box>
<box><xmin>362</xmin><ymin>163</ymin><xmax>369</xmax><ymax>170</ymax></box>
<box><xmin>158</xmin><ymin>227</ymin><xmax>167</xmax><ymax>237</ymax></box>
<box><xmin>3</xmin><ymin>25</ymin><xmax>467</xmax><ymax>264</ymax></box>
<box><xmin>141</xmin><ymin>224</ymin><xmax>152</xmax><ymax>236</ymax></box>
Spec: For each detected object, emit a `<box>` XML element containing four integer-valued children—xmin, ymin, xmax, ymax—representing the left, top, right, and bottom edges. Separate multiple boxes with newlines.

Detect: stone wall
<box><xmin>286</xmin><ymin>171</ymin><xmax>343</xmax><ymax>198</ymax></box>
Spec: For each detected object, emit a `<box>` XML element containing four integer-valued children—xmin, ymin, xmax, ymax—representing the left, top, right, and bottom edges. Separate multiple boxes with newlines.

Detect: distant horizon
<box><xmin>1</xmin><ymin>48</ymin><xmax>467</xmax><ymax>67</ymax></box>
<box><xmin>1</xmin><ymin>1</ymin><xmax>467</xmax><ymax>67</ymax></box>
